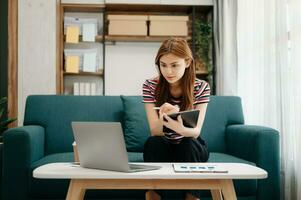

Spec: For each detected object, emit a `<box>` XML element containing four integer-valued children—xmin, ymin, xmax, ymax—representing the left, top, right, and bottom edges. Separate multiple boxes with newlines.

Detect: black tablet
<box><xmin>163</xmin><ymin>109</ymin><xmax>200</xmax><ymax>134</ymax></box>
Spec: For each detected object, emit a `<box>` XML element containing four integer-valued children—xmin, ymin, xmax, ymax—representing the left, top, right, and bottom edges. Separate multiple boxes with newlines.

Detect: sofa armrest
<box><xmin>2</xmin><ymin>125</ymin><xmax>45</xmax><ymax>200</ymax></box>
<box><xmin>226</xmin><ymin>124</ymin><xmax>280</xmax><ymax>200</ymax></box>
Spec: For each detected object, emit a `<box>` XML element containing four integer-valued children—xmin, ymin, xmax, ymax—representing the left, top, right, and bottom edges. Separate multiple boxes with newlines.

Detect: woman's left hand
<box><xmin>162</xmin><ymin>114</ymin><xmax>186</xmax><ymax>136</ymax></box>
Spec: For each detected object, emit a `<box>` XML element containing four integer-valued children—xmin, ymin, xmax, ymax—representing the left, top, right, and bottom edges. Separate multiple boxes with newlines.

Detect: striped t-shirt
<box><xmin>142</xmin><ymin>78</ymin><xmax>210</xmax><ymax>105</ymax></box>
<box><xmin>142</xmin><ymin>78</ymin><xmax>210</xmax><ymax>143</ymax></box>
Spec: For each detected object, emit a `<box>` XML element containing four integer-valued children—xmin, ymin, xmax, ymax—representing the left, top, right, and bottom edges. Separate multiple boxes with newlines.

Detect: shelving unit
<box><xmin>59</xmin><ymin>4</ymin><xmax>105</xmax><ymax>95</ymax></box>
<box><xmin>57</xmin><ymin>2</ymin><xmax>214</xmax><ymax>95</ymax></box>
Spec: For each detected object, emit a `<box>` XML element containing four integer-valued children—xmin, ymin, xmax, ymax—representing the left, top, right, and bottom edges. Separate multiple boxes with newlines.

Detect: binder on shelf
<box><xmin>66</xmin><ymin>26</ymin><xmax>80</xmax><ymax>43</ymax></box>
<box><xmin>73</xmin><ymin>82</ymin><xmax>79</xmax><ymax>95</ymax></box>
<box><xmin>83</xmin><ymin>52</ymin><xmax>97</xmax><ymax>72</ymax></box>
<box><xmin>91</xmin><ymin>83</ymin><xmax>96</xmax><ymax>96</ymax></box>
<box><xmin>84</xmin><ymin>83</ymin><xmax>91</xmax><ymax>96</ymax></box>
<box><xmin>82</xmin><ymin>23</ymin><xmax>97</xmax><ymax>42</ymax></box>
<box><xmin>65</xmin><ymin>56</ymin><xmax>79</xmax><ymax>73</ymax></box>
<box><xmin>79</xmin><ymin>82</ymin><xmax>85</xmax><ymax>96</ymax></box>
<box><xmin>73</xmin><ymin>82</ymin><xmax>97</xmax><ymax>96</ymax></box>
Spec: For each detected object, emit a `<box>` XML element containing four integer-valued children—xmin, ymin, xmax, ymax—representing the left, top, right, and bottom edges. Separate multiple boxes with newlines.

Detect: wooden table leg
<box><xmin>66</xmin><ymin>179</ymin><xmax>86</xmax><ymax>200</ymax></box>
<box><xmin>211</xmin><ymin>189</ymin><xmax>223</xmax><ymax>200</ymax></box>
<box><xmin>220</xmin><ymin>179</ymin><xmax>237</xmax><ymax>200</ymax></box>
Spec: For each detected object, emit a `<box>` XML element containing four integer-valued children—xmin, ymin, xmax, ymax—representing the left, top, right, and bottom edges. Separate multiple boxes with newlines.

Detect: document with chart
<box><xmin>173</xmin><ymin>163</ymin><xmax>228</xmax><ymax>173</ymax></box>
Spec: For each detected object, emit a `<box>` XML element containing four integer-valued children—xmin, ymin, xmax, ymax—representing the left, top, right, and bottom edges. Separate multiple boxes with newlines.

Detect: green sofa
<box><xmin>1</xmin><ymin>95</ymin><xmax>280</xmax><ymax>200</ymax></box>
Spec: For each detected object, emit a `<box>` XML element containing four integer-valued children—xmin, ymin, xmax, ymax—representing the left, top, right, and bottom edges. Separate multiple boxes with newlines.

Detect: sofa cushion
<box><xmin>120</xmin><ymin>96</ymin><xmax>150</xmax><ymax>152</ymax></box>
<box><xmin>128</xmin><ymin>152</ymin><xmax>144</xmax><ymax>162</ymax></box>
<box><xmin>24</xmin><ymin>95</ymin><xmax>124</xmax><ymax>155</ymax></box>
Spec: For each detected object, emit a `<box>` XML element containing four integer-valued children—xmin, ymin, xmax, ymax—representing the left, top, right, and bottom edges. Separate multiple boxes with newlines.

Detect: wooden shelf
<box><xmin>62</xmin><ymin>4</ymin><xmax>105</xmax><ymax>12</ymax></box>
<box><xmin>105</xmin><ymin>35</ymin><xmax>192</xmax><ymax>42</ymax></box>
<box><xmin>64</xmin><ymin>35</ymin><xmax>191</xmax><ymax>43</ymax></box>
<box><xmin>63</xmin><ymin>70</ymin><xmax>103</xmax><ymax>76</ymax></box>
<box><xmin>105</xmin><ymin>4</ymin><xmax>212</xmax><ymax>14</ymax></box>
<box><xmin>64</xmin><ymin>35</ymin><xmax>104</xmax><ymax>43</ymax></box>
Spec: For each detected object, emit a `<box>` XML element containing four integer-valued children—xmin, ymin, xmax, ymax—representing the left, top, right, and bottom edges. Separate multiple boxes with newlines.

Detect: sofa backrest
<box><xmin>24</xmin><ymin>95</ymin><xmax>244</xmax><ymax>155</ymax></box>
<box><xmin>24</xmin><ymin>95</ymin><xmax>124</xmax><ymax>155</ymax></box>
<box><xmin>201</xmin><ymin>96</ymin><xmax>244</xmax><ymax>152</ymax></box>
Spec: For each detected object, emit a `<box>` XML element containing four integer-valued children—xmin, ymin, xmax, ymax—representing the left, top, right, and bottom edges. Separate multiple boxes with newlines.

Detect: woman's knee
<box><xmin>178</xmin><ymin>137</ymin><xmax>197</xmax><ymax>148</ymax></box>
<box><xmin>143</xmin><ymin>136</ymin><xmax>169</xmax><ymax>162</ymax></box>
<box><xmin>144</xmin><ymin>136</ymin><xmax>165</xmax><ymax>149</ymax></box>
<box><xmin>176</xmin><ymin>137</ymin><xmax>209</xmax><ymax>162</ymax></box>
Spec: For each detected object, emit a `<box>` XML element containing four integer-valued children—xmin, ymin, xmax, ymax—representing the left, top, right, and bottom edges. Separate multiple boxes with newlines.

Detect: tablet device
<box><xmin>163</xmin><ymin>109</ymin><xmax>200</xmax><ymax>137</ymax></box>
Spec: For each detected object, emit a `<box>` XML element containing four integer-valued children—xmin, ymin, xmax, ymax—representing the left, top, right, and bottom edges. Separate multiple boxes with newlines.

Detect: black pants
<box><xmin>143</xmin><ymin>136</ymin><xmax>209</xmax><ymax>199</ymax></box>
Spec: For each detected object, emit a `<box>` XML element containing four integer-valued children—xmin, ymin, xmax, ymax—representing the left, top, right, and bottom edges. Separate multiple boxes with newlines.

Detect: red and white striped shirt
<box><xmin>142</xmin><ymin>78</ymin><xmax>210</xmax><ymax>105</ymax></box>
<box><xmin>142</xmin><ymin>77</ymin><xmax>210</xmax><ymax>143</ymax></box>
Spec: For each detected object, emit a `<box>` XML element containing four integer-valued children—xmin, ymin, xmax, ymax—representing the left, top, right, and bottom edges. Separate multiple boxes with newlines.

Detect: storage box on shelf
<box><xmin>149</xmin><ymin>15</ymin><xmax>189</xmax><ymax>36</ymax></box>
<box><xmin>107</xmin><ymin>14</ymin><xmax>148</xmax><ymax>36</ymax></box>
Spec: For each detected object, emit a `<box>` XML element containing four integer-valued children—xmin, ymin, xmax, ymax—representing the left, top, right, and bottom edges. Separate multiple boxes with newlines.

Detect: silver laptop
<box><xmin>71</xmin><ymin>122</ymin><xmax>161</xmax><ymax>172</ymax></box>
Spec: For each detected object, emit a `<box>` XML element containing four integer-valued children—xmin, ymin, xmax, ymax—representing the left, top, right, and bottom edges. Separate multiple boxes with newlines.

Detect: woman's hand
<box><xmin>159</xmin><ymin>103</ymin><xmax>179</xmax><ymax>115</ymax></box>
<box><xmin>162</xmin><ymin>114</ymin><xmax>186</xmax><ymax>136</ymax></box>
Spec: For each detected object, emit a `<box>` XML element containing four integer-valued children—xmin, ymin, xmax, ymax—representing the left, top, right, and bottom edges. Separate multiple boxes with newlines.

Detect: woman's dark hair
<box><xmin>155</xmin><ymin>37</ymin><xmax>195</xmax><ymax>111</ymax></box>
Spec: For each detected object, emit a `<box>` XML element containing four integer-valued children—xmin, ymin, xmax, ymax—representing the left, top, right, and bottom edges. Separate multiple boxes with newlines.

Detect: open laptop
<box><xmin>71</xmin><ymin>122</ymin><xmax>161</xmax><ymax>172</ymax></box>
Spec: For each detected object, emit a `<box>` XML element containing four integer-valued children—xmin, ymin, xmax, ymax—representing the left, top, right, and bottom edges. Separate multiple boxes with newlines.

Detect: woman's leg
<box><xmin>144</xmin><ymin>136</ymin><xmax>172</xmax><ymax>199</ymax></box>
<box><xmin>172</xmin><ymin>137</ymin><xmax>209</xmax><ymax>200</ymax></box>
<box><xmin>143</xmin><ymin>136</ymin><xmax>173</xmax><ymax>162</ymax></box>
<box><xmin>172</xmin><ymin>137</ymin><xmax>209</xmax><ymax>162</ymax></box>
<box><xmin>145</xmin><ymin>190</ymin><xmax>161</xmax><ymax>200</ymax></box>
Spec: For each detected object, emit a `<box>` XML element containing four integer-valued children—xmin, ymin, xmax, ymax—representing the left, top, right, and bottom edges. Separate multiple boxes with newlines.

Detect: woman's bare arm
<box><xmin>144</xmin><ymin>103</ymin><xmax>164</xmax><ymax>136</ymax></box>
<box><xmin>162</xmin><ymin>103</ymin><xmax>208</xmax><ymax>138</ymax></box>
<box><xmin>145</xmin><ymin>103</ymin><xmax>180</xmax><ymax>136</ymax></box>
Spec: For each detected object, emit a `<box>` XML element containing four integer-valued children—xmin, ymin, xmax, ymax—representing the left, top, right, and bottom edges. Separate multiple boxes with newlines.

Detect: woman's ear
<box><xmin>185</xmin><ymin>59</ymin><xmax>192</xmax><ymax>68</ymax></box>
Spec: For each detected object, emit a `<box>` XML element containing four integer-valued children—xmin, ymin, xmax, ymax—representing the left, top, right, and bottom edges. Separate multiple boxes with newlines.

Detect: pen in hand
<box><xmin>153</xmin><ymin>107</ymin><xmax>160</xmax><ymax>110</ymax></box>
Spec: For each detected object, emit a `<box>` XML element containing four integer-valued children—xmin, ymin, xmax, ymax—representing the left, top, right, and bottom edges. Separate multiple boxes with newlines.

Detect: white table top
<box><xmin>33</xmin><ymin>162</ymin><xmax>267</xmax><ymax>180</ymax></box>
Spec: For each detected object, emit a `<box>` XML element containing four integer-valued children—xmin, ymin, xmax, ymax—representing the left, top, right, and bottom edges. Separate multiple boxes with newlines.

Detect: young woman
<box><xmin>142</xmin><ymin>38</ymin><xmax>210</xmax><ymax>200</ymax></box>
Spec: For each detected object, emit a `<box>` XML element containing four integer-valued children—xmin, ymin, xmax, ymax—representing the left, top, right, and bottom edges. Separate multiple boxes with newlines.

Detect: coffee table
<box><xmin>33</xmin><ymin>162</ymin><xmax>267</xmax><ymax>200</ymax></box>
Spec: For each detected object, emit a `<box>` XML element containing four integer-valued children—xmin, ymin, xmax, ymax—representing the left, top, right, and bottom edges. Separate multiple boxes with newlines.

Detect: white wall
<box><xmin>105</xmin><ymin>42</ymin><xmax>159</xmax><ymax>95</ymax></box>
<box><xmin>18</xmin><ymin>0</ymin><xmax>57</xmax><ymax>125</ymax></box>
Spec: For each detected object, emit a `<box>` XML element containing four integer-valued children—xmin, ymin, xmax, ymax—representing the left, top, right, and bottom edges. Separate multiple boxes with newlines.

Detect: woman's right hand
<box><xmin>159</xmin><ymin>103</ymin><xmax>180</xmax><ymax>115</ymax></box>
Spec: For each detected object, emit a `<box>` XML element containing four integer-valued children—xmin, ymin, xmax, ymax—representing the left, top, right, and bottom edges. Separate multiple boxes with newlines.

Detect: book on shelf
<box><xmin>65</xmin><ymin>56</ymin><xmax>79</xmax><ymax>73</ymax></box>
<box><xmin>91</xmin><ymin>83</ymin><xmax>96</xmax><ymax>96</ymax></box>
<box><xmin>84</xmin><ymin>83</ymin><xmax>90</xmax><ymax>96</ymax></box>
<box><xmin>83</xmin><ymin>52</ymin><xmax>97</xmax><ymax>72</ymax></box>
<box><xmin>66</xmin><ymin>26</ymin><xmax>79</xmax><ymax>43</ymax></box>
<box><xmin>79</xmin><ymin>82</ymin><xmax>85</xmax><ymax>96</ymax></box>
<box><xmin>73</xmin><ymin>82</ymin><xmax>97</xmax><ymax>96</ymax></box>
<box><xmin>73</xmin><ymin>82</ymin><xmax>79</xmax><ymax>95</ymax></box>
<box><xmin>82</xmin><ymin>23</ymin><xmax>97</xmax><ymax>42</ymax></box>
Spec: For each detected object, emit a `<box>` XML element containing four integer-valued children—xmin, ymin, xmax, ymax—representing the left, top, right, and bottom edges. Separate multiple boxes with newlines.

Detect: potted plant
<box><xmin>194</xmin><ymin>17</ymin><xmax>213</xmax><ymax>88</ymax></box>
<box><xmin>0</xmin><ymin>97</ymin><xmax>17</xmax><ymax>142</ymax></box>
